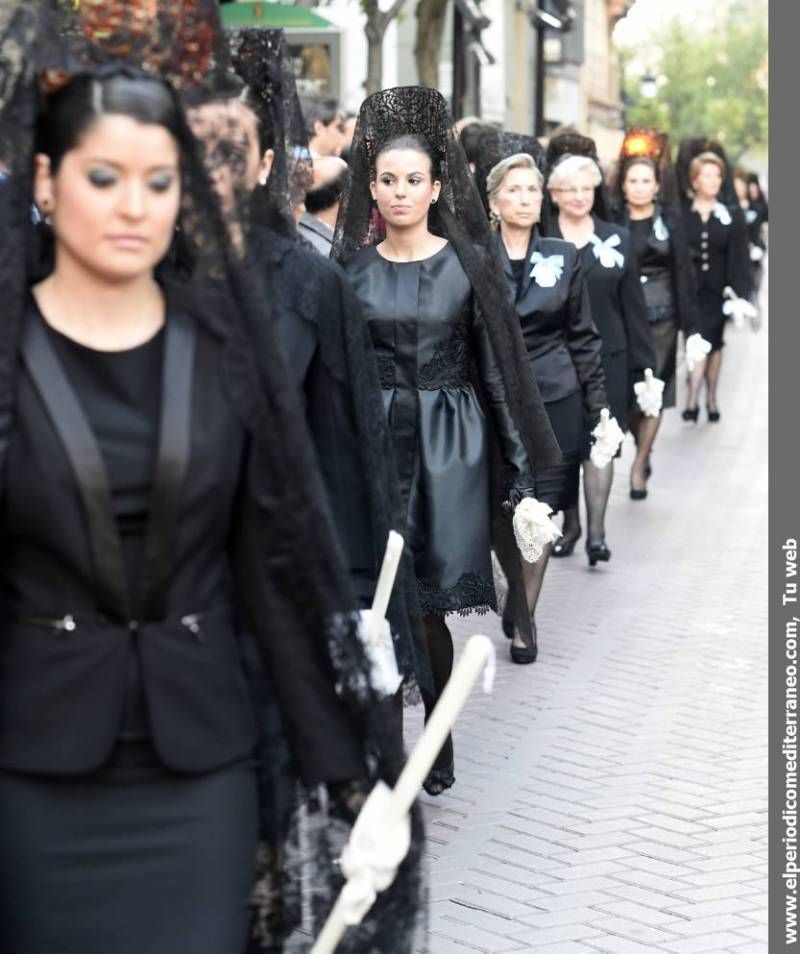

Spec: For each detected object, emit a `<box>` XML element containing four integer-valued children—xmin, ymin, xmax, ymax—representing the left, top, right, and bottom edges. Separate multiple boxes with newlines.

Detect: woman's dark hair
<box><xmin>239</xmin><ymin>87</ymin><xmax>275</xmax><ymax>154</ymax></box>
<box><xmin>621</xmin><ymin>155</ymin><xmax>660</xmax><ymax>183</ymax></box>
<box><xmin>36</xmin><ymin>69</ymin><xmax>184</xmax><ymax>172</ymax></box>
<box><xmin>373</xmin><ymin>134</ymin><xmax>441</xmax><ymax>180</ymax></box>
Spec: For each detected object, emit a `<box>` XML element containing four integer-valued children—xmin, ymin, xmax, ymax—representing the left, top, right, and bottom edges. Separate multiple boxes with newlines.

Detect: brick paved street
<box><xmin>407</xmin><ymin>293</ymin><xmax>768</xmax><ymax>953</ymax></box>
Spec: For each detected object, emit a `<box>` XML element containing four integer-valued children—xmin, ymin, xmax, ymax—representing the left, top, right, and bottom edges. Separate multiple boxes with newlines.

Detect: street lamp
<box><xmin>530</xmin><ymin>0</ymin><xmax>575</xmax><ymax>136</ymax></box>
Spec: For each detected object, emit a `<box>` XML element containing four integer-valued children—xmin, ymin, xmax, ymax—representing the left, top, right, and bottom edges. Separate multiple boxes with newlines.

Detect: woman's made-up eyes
<box><xmin>87</xmin><ymin>168</ymin><xmax>116</xmax><ymax>188</ymax></box>
<box><xmin>86</xmin><ymin>168</ymin><xmax>175</xmax><ymax>193</ymax></box>
<box><xmin>148</xmin><ymin>175</ymin><xmax>175</xmax><ymax>193</ymax></box>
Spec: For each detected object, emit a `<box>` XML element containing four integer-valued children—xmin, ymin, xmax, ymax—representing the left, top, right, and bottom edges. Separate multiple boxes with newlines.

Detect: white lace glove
<box><xmin>634</xmin><ymin>368</ymin><xmax>664</xmax><ymax>417</ymax></box>
<box><xmin>339</xmin><ymin>780</ymin><xmax>412</xmax><ymax>926</ymax></box>
<box><xmin>685</xmin><ymin>332</ymin><xmax>712</xmax><ymax>372</ymax></box>
<box><xmin>512</xmin><ymin>497</ymin><xmax>562</xmax><ymax>564</ymax></box>
<box><xmin>722</xmin><ymin>286</ymin><xmax>757</xmax><ymax>329</ymax></box>
<box><xmin>357</xmin><ymin>610</ymin><xmax>402</xmax><ymax>698</ymax></box>
<box><xmin>589</xmin><ymin>409</ymin><xmax>624</xmax><ymax>468</ymax></box>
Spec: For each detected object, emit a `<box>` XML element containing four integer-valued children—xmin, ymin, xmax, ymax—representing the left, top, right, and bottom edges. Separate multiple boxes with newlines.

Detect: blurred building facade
<box><xmin>221</xmin><ymin>0</ymin><xmax>633</xmax><ymax>159</ymax></box>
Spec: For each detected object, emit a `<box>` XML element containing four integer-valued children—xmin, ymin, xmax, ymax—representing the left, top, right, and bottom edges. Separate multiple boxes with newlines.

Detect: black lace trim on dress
<box><xmin>417</xmin><ymin>570</ymin><xmax>496</xmax><ymax>617</ymax></box>
<box><xmin>417</xmin><ymin>313</ymin><xmax>472</xmax><ymax>390</ymax></box>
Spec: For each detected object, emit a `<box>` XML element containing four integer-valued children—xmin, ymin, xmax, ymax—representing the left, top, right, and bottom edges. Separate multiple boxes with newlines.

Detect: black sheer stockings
<box><xmin>583</xmin><ymin>459</ymin><xmax>614</xmax><ymax>545</ymax></box>
<box><xmin>421</xmin><ymin>614</ymin><xmax>455</xmax><ymax>795</ymax></box>
<box><xmin>512</xmin><ymin>545</ymin><xmax>552</xmax><ymax>648</ymax></box>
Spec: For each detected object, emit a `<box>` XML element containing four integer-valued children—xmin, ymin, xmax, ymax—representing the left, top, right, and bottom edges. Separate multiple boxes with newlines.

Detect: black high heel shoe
<box><xmin>423</xmin><ymin>763</ymin><xmax>455</xmax><ymax>796</ymax></box>
<box><xmin>681</xmin><ymin>407</ymin><xmax>699</xmax><ymax>422</ymax></box>
<box><xmin>707</xmin><ymin>405</ymin><xmax>721</xmax><ymax>423</ymax></box>
<box><xmin>552</xmin><ymin>532</ymin><xmax>581</xmax><ymax>557</ymax></box>
<box><xmin>510</xmin><ymin>622</ymin><xmax>538</xmax><ymax>664</ymax></box>
<box><xmin>587</xmin><ymin>541</ymin><xmax>611</xmax><ymax>567</ymax></box>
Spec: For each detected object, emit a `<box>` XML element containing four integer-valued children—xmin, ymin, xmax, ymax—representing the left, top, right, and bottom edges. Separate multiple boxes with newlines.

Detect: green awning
<box><xmin>221</xmin><ymin>1</ymin><xmax>336</xmax><ymax>30</ymax></box>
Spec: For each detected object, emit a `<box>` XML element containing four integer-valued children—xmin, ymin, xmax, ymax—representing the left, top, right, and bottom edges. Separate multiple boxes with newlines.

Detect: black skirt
<box><xmin>0</xmin><ymin>743</ymin><xmax>259</xmax><ymax>954</ymax></box>
<box><xmin>696</xmin><ymin>287</ymin><xmax>727</xmax><ymax>351</ymax></box>
<box><xmin>650</xmin><ymin>317</ymin><xmax>678</xmax><ymax>408</ymax></box>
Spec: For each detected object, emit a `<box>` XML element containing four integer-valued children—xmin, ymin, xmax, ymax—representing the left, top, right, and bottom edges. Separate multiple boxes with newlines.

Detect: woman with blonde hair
<box><xmin>544</xmin><ymin>145</ymin><xmax>655</xmax><ymax>565</ymax></box>
<box><xmin>680</xmin><ymin>148</ymin><xmax>751</xmax><ymax>421</ymax></box>
<box><xmin>482</xmin><ymin>145</ymin><xmax>607</xmax><ymax>657</ymax></box>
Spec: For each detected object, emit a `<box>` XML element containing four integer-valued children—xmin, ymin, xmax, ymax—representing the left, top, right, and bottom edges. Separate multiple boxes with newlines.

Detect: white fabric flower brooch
<box><xmin>529</xmin><ymin>251</ymin><xmax>565</xmax><ymax>288</ymax></box>
<box><xmin>589</xmin><ymin>233</ymin><xmax>625</xmax><ymax>269</ymax></box>
<box><xmin>712</xmin><ymin>202</ymin><xmax>732</xmax><ymax>226</ymax></box>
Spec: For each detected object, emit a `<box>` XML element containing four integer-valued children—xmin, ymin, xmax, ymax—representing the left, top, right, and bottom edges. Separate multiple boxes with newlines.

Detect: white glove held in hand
<box><xmin>685</xmin><ymin>332</ymin><xmax>712</xmax><ymax>372</ymax></box>
<box><xmin>512</xmin><ymin>497</ymin><xmax>562</xmax><ymax>564</ymax></box>
<box><xmin>357</xmin><ymin>610</ymin><xmax>402</xmax><ymax>698</ymax></box>
<box><xmin>722</xmin><ymin>287</ymin><xmax>757</xmax><ymax>329</ymax></box>
<box><xmin>634</xmin><ymin>368</ymin><xmax>665</xmax><ymax>417</ymax></box>
<box><xmin>589</xmin><ymin>409</ymin><xmax>624</xmax><ymax>468</ymax></box>
<box><xmin>339</xmin><ymin>780</ymin><xmax>412</xmax><ymax>925</ymax></box>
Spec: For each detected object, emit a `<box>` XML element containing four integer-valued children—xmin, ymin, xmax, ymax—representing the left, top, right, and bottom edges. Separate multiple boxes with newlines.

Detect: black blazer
<box><xmin>0</xmin><ymin>303</ymin><xmax>363</xmax><ymax>782</ymax></box>
<box><xmin>553</xmin><ymin>216</ymin><xmax>656</xmax><ymax>374</ymax></box>
<box><xmin>682</xmin><ymin>200</ymin><xmax>752</xmax><ymax>300</ymax></box>
<box><xmin>494</xmin><ymin>231</ymin><xmax>607</xmax><ymax>415</ymax></box>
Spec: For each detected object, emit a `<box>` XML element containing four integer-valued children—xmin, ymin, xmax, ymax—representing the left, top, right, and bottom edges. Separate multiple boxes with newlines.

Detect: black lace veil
<box><xmin>227</xmin><ymin>27</ymin><xmax>312</xmax><ymax>232</ymax></box>
<box><xmin>192</xmin><ymin>30</ymin><xmax>429</xmax><ymax>698</ymax></box>
<box><xmin>0</xmin><ymin>4</ymin><xmax>426</xmax><ymax>952</ymax></box>
<box><xmin>473</xmin><ymin>128</ymin><xmax>554</xmax><ymax>233</ymax></box>
<box><xmin>332</xmin><ymin>86</ymin><xmax>561</xmax><ymax>474</ymax></box>
<box><xmin>609</xmin><ymin>128</ymin><xmax>699</xmax><ymax>333</ymax></box>
<box><xmin>545</xmin><ymin>129</ymin><xmax>611</xmax><ymax>221</ymax></box>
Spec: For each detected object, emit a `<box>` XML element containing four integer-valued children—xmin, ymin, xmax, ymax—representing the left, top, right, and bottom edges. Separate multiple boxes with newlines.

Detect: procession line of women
<box><xmin>0</xmin><ymin>1</ymin><xmax>763</xmax><ymax>949</ymax></box>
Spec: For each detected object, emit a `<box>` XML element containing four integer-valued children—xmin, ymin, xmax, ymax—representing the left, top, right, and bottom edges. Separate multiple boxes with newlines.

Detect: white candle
<box><xmin>368</xmin><ymin>530</ymin><xmax>404</xmax><ymax>643</ymax></box>
<box><xmin>311</xmin><ymin>634</ymin><xmax>495</xmax><ymax>954</ymax></box>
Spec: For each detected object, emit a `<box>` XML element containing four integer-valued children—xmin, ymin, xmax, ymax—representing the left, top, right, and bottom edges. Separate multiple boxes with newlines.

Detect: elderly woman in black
<box><xmin>485</xmin><ymin>152</ymin><xmax>606</xmax><ymax>655</ymax></box>
<box><xmin>680</xmin><ymin>150</ymin><xmax>751</xmax><ymax>421</ymax></box>
<box><xmin>545</xmin><ymin>153</ymin><xmax>655</xmax><ymax>564</ymax></box>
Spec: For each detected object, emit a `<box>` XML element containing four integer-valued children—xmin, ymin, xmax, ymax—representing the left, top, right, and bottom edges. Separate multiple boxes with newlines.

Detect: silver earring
<box><xmin>431</xmin><ymin>197</ymin><xmax>437</xmax><ymax>205</ymax></box>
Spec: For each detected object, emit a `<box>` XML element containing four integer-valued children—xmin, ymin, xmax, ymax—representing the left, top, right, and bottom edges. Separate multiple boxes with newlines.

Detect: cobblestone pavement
<box><xmin>407</xmin><ymin>296</ymin><xmax>768</xmax><ymax>953</ymax></box>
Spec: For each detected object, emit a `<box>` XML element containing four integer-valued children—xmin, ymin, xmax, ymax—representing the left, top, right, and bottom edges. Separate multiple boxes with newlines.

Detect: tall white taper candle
<box><xmin>310</xmin><ymin>634</ymin><xmax>495</xmax><ymax>954</ymax></box>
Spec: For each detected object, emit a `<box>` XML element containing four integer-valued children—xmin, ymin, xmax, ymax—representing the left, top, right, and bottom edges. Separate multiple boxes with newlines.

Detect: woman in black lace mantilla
<box><xmin>333</xmin><ymin>87</ymin><xmax>561</xmax><ymax>796</ymax></box>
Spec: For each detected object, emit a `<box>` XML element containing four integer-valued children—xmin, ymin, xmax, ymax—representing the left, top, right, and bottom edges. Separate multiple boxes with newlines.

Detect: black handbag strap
<box><xmin>22</xmin><ymin>312</ymin><xmax>131</xmax><ymax>619</ymax></box>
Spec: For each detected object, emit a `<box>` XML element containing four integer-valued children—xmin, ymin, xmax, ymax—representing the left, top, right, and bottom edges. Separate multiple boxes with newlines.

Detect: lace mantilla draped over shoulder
<box><xmin>0</xmin><ymin>4</ymin><xmax>427</xmax><ymax>952</ymax></box>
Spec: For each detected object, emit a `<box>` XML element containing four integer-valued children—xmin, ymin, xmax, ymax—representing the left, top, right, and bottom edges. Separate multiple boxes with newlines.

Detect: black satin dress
<box><xmin>344</xmin><ymin>242</ymin><xmax>532</xmax><ymax>616</ymax></box>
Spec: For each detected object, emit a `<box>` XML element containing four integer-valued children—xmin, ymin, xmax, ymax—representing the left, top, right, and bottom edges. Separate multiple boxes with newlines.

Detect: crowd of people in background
<box><xmin>0</xmin><ymin>3</ymin><xmax>767</xmax><ymax>950</ymax></box>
